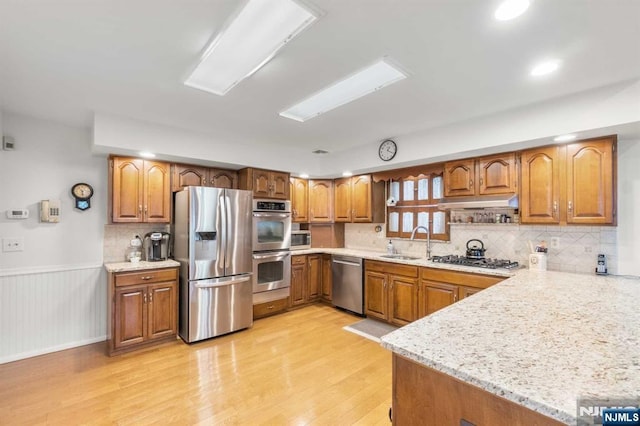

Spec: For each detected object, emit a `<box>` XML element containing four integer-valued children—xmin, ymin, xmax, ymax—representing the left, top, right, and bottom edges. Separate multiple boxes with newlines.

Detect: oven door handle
<box><xmin>252</xmin><ymin>212</ymin><xmax>290</xmax><ymax>218</ymax></box>
<box><xmin>252</xmin><ymin>253</ymin><xmax>291</xmax><ymax>261</ymax></box>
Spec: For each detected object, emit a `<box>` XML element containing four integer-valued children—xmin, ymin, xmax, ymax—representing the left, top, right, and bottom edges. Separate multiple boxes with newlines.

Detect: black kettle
<box><xmin>466</xmin><ymin>239</ymin><xmax>486</xmax><ymax>259</ymax></box>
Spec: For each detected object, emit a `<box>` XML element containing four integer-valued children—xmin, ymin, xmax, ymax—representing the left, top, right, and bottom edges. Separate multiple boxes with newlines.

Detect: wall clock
<box><xmin>71</xmin><ymin>183</ymin><xmax>94</xmax><ymax>211</ymax></box>
<box><xmin>379</xmin><ymin>139</ymin><xmax>397</xmax><ymax>161</ymax></box>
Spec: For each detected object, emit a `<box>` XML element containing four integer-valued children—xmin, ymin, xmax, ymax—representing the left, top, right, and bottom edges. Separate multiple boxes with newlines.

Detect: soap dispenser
<box><xmin>387</xmin><ymin>240</ymin><xmax>395</xmax><ymax>255</ymax></box>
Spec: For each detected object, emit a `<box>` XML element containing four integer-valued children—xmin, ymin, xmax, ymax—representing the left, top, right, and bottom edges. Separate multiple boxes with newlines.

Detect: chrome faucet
<box><xmin>410</xmin><ymin>225</ymin><xmax>431</xmax><ymax>259</ymax></box>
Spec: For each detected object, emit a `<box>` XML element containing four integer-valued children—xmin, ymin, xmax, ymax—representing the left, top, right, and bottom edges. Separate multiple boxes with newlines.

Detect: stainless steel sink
<box><xmin>380</xmin><ymin>254</ymin><xmax>420</xmax><ymax>260</ymax></box>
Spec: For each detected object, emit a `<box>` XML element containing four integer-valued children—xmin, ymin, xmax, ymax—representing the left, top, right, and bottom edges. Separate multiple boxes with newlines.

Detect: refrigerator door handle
<box><xmin>218</xmin><ymin>191</ymin><xmax>227</xmax><ymax>270</ymax></box>
<box><xmin>193</xmin><ymin>274</ymin><xmax>252</xmax><ymax>289</ymax></box>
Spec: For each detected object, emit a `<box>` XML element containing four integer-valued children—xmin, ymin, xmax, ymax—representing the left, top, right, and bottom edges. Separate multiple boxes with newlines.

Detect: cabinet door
<box><xmin>477</xmin><ymin>153</ymin><xmax>517</xmax><ymax>195</ymax></box>
<box><xmin>444</xmin><ymin>159</ymin><xmax>475</xmax><ymax>197</ymax></box>
<box><xmin>321</xmin><ymin>254</ymin><xmax>332</xmax><ymax>301</ymax></box>
<box><xmin>252</xmin><ymin>169</ymin><xmax>272</xmax><ymax>198</ymax></box>
<box><xmin>307</xmin><ymin>255</ymin><xmax>321</xmax><ymax>301</ymax></box>
<box><xmin>351</xmin><ymin>175</ymin><xmax>373</xmax><ymax>222</ymax></box>
<box><xmin>114</xmin><ymin>285</ymin><xmax>147</xmax><ymax>349</ymax></box>
<box><xmin>112</xmin><ymin>157</ymin><xmax>144</xmax><ymax>222</ymax></box>
<box><xmin>270</xmin><ymin>171</ymin><xmax>290</xmax><ymax>200</ymax></box>
<box><xmin>172</xmin><ymin>164</ymin><xmax>207</xmax><ymax>191</ymax></box>
<box><xmin>309</xmin><ymin>180</ymin><xmax>334</xmax><ymax>222</ymax></box>
<box><xmin>388</xmin><ymin>275</ymin><xmax>418</xmax><ymax>326</ymax></box>
<box><xmin>210</xmin><ymin>169</ymin><xmax>238</xmax><ymax>189</ymax></box>
<box><xmin>290</xmin><ymin>178</ymin><xmax>309</xmax><ymax>222</ymax></box>
<box><xmin>566</xmin><ymin>139</ymin><xmax>615</xmax><ymax>224</ymax></box>
<box><xmin>334</xmin><ymin>177</ymin><xmax>352</xmax><ymax>222</ymax></box>
<box><xmin>459</xmin><ymin>286</ymin><xmax>481</xmax><ymax>299</ymax></box>
<box><xmin>365</xmin><ymin>270</ymin><xmax>387</xmax><ymax>321</ymax></box>
<box><xmin>520</xmin><ymin>146</ymin><xmax>561</xmax><ymax>224</ymax></box>
<box><xmin>420</xmin><ymin>281</ymin><xmax>457</xmax><ymax>318</ymax></box>
<box><xmin>143</xmin><ymin>160</ymin><xmax>171</xmax><ymax>223</ymax></box>
<box><xmin>147</xmin><ymin>282</ymin><xmax>177</xmax><ymax>340</ymax></box>
<box><xmin>290</xmin><ymin>258</ymin><xmax>307</xmax><ymax>306</ymax></box>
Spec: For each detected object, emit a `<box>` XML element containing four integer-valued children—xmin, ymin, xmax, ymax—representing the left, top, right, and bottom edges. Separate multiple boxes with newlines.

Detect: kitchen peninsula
<box><xmin>381</xmin><ymin>270</ymin><xmax>640</xmax><ymax>425</ymax></box>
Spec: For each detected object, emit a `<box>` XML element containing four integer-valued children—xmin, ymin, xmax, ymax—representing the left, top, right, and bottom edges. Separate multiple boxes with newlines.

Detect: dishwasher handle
<box><xmin>332</xmin><ymin>257</ymin><xmax>362</xmax><ymax>267</ymax></box>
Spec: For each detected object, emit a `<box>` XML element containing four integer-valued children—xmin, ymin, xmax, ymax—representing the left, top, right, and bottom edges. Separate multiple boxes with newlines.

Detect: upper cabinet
<box><xmin>334</xmin><ymin>175</ymin><xmax>385</xmax><ymax>223</ymax></box>
<box><xmin>238</xmin><ymin>168</ymin><xmax>290</xmax><ymax>200</ymax></box>
<box><xmin>520</xmin><ymin>136</ymin><xmax>616</xmax><ymax>225</ymax></box>
<box><xmin>444</xmin><ymin>152</ymin><xmax>517</xmax><ymax>197</ymax></box>
<box><xmin>309</xmin><ymin>179</ymin><xmax>334</xmax><ymax>223</ymax></box>
<box><xmin>110</xmin><ymin>157</ymin><xmax>171</xmax><ymax>223</ymax></box>
<box><xmin>290</xmin><ymin>177</ymin><xmax>309</xmax><ymax>223</ymax></box>
<box><xmin>171</xmin><ymin>164</ymin><xmax>238</xmax><ymax>192</ymax></box>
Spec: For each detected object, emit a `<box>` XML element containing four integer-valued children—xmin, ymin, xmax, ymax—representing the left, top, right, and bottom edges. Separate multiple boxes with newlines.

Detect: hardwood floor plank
<box><xmin>0</xmin><ymin>305</ymin><xmax>392</xmax><ymax>425</ymax></box>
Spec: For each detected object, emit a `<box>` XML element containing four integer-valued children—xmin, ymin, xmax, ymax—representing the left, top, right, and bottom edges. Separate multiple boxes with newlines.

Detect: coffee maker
<box><xmin>143</xmin><ymin>231</ymin><xmax>171</xmax><ymax>261</ymax></box>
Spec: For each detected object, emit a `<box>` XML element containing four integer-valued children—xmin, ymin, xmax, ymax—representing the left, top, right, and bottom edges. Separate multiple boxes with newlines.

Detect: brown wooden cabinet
<box><xmin>365</xmin><ymin>260</ymin><xmax>419</xmax><ymax>326</ymax></box>
<box><xmin>418</xmin><ymin>267</ymin><xmax>504</xmax><ymax>318</ymax></box>
<box><xmin>444</xmin><ymin>152</ymin><xmax>517</xmax><ymax>197</ymax></box>
<box><xmin>334</xmin><ymin>174</ymin><xmax>385</xmax><ymax>223</ymax></box>
<box><xmin>110</xmin><ymin>157</ymin><xmax>171</xmax><ymax>223</ymax></box>
<box><xmin>290</xmin><ymin>178</ymin><xmax>309</xmax><ymax>222</ymax></box>
<box><xmin>309</xmin><ymin>179</ymin><xmax>334</xmax><ymax>222</ymax></box>
<box><xmin>252</xmin><ymin>298</ymin><xmax>289</xmax><ymax>319</ymax></box>
<box><xmin>108</xmin><ymin>267</ymin><xmax>178</xmax><ymax>356</ymax></box>
<box><xmin>171</xmin><ymin>164</ymin><xmax>238</xmax><ymax>192</ymax></box>
<box><xmin>239</xmin><ymin>168</ymin><xmax>290</xmax><ymax>199</ymax></box>
<box><xmin>321</xmin><ymin>254</ymin><xmax>332</xmax><ymax>301</ymax></box>
<box><xmin>520</xmin><ymin>136</ymin><xmax>616</xmax><ymax>225</ymax></box>
<box><xmin>290</xmin><ymin>254</ymin><xmax>322</xmax><ymax>307</ymax></box>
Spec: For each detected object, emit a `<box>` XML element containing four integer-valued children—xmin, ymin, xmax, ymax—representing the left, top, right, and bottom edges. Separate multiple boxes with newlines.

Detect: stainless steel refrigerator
<box><xmin>173</xmin><ymin>186</ymin><xmax>253</xmax><ymax>343</ymax></box>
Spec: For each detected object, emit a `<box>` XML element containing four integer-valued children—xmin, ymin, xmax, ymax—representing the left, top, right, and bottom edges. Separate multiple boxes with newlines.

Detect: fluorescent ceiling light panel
<box><xmin>185</xmin><ymin>0</ymin><xmax>318</xmax><ymax>96</ymax></box>
<box><xmin>280</xmin><ymin>59</ymin><xmax>408</xmax><ymax>122</ymax></box>
<box><xmin>494</xmin><ymin>0</ymin><xmax>531</xmax><ymax>21</ymax></box>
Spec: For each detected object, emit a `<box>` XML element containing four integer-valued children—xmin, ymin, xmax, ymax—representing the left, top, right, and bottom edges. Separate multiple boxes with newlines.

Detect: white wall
<box><xmin>0</xmin><ymin>112</ymin><xmax>107</xmax><ymax>271</ymax></box>
<box><xmin>616</xmin><ymin>139</ymin><xmax>640</xmax><ymax>276</ymax></box>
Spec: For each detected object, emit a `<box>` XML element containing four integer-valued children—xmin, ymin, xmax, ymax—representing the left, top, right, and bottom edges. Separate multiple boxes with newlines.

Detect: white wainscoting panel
<box><xmin>0</xmin><ymin>265</ymin><xmax>107</xmax><ymax>364</ymax></box>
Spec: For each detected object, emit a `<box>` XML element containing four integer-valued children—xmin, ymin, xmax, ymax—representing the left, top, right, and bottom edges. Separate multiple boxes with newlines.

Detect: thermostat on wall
<box><xmin>6</xmin><ymin>209</ymin><xmax>29</xmax><ymax>219</ymax></box>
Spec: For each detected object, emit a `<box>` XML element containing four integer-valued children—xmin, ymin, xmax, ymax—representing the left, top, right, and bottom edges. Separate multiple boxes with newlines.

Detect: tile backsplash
<box><xmin>345</xmin><ymin>223</ymin><xmax>617</xmax><ymax>275</ymax></box>
<box><xmin>103</xmin><ymin>223</ymin><xmax>171</xmax><ymax>263</ymax></box>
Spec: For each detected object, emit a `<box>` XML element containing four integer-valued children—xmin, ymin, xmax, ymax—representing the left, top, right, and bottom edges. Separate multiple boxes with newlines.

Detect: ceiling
<box><xmin>1</xmin><ymin>0</ymin><xmax>639</xmax><ymax>162</ymax></box>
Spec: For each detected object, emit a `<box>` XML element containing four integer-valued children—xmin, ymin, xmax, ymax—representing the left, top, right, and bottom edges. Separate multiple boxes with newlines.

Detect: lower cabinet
<box><xmin>321</xmin><ymin>254</ymin><xmax>332</xmax><ymax>301</ymax></box>
<box><xmin>108</xmin><ymin>267</ymin><xmax>178</xmax><ymax>356</ymax></box>
<box><xmin>365</xmin><ymin>260</ymin><xmax>419</xmax><ymax>327</ymax></box>
<box><xmin>253</xmin><ymin>298</ymin><xmax>289</xmax><ymax>319</ymax></box>
<box><xmin>419</xmin><ymin>267</ymin><xmax>504</xmax><ymax>318</ymax></box>
<box><xmin>290</xmin><ymin>254</ymin><xmax>322</xmax><ymax>307</ymax></box>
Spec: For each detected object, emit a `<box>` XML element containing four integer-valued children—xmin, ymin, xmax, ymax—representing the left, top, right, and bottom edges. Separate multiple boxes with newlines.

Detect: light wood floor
<box><xmin>0</xmin><ymin>304</ymin><xmax>392</xmax><ymax>425</ymax></box>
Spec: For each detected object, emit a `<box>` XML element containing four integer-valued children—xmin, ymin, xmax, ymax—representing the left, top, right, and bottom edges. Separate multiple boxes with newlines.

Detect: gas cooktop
<box><xmin>431</xmin><ymin>255</ymin><xmax>520</xmax><ymax>270</ymax></box>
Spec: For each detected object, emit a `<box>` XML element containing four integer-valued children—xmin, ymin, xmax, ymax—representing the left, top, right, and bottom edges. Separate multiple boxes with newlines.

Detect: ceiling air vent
<box><xmin>312</xmin><ymin>149</ymin><xmax>329</xmax><ymax>155</ymax></box>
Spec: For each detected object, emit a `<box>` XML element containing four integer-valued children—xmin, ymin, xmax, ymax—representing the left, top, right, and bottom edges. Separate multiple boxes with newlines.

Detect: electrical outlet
<box><xmin>550</xmin><ymin>237</ymin><xmax>560</xmax><ymax>249</ymax></box>
<box><xmin>584</xmin><ymin>246</ymin><xmax>593</xmax><ymax>253</ymax></box>
<box><xmin>2</xmin><ymin>237</ymin><xmax>24</xmax><ymax>252</ymax></box>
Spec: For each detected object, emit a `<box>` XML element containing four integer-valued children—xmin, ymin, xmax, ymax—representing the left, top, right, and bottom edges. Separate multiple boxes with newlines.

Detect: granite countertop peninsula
<box><xmin>380</xmin><ymin>269</ymin><xmax>640</xmax><ymax>424</ymax></box>
<box><xmin>104</xmin><ymin>259</ymin><xmax>180</xmax><ymax>273</ymax></box>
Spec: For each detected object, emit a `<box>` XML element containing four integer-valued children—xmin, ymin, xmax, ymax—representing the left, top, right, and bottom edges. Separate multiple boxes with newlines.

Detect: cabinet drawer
<box><xmin>115</xmin><ymin>268</ymin><xmax>178</xmax><ymax>287</ymax></box>
<box><xmin>366</xmin><ymin>260</ymin><xmax>418</xmax><ymax>278</ymax></box>
<box><xmin>253</xmin><ymin>297</ymin><xmax>289</xmax><ymax>319</ymax></box>
<box><xmin>291</xmin><ymin>255</ymin><xmax>307</xmax><ymax>265</ymax></box>
<box><xmin>421</xmin><ymin>267</ymin><xmax>504</xmax><ymax>289</ymax></box>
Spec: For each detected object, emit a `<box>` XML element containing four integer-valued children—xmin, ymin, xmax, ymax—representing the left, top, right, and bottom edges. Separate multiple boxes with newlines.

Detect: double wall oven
<box><xmin>252</xmin><ymin>199</ymin><xmax>292</xmax><ymax>304</ymax></box>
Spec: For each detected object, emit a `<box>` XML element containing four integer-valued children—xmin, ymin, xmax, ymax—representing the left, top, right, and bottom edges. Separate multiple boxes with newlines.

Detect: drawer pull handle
<box><xmin>141</xmin><ymin>276</ymin><xmax>153</xmax><ymax>280</ymax></box>
<box><xmin>267</xmin><ymin>305</ymin><xmax>274</xmax><ymax>310</ymax></box>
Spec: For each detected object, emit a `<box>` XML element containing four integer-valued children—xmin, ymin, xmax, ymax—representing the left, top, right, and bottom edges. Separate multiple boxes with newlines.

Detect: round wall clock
<box><xmin>71</xmin><ymin>183</ymin><xmax>94</xmax><ymax>211</ymax></box>
<box><xmin>378</xmin><ymin>139</ymin><xmax>397</xmax><ymax>161</ymax></box>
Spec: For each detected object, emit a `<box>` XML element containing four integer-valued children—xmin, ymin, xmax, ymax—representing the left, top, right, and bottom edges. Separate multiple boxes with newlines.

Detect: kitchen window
<box><xmin>387</xmin><ymin>172</ymin><xmax>449</xmax><ymax>241</ymax></box>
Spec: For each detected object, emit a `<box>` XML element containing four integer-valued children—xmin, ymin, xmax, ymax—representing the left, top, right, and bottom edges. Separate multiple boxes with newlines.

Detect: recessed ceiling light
<box><xmin>494</xmin><ymin>0</ymin><xmax>531</xmax><ymax>21</ymax></box>
<box><xmin>184</xmin><ymin>0</ymin><xmax>319</xmax><ymax>96</ymax></box>
<box><xmin>299</xmin><ymin>173</ymin><xmax>309</xmax><ymax>179</ymax></box>
<box><xmin>342</xmin><ymin>171</ymin><xmax>353</xmax><ymax>177</ymax></box>
<box><xmin>530</xmin><ymin>60</ymin><xmax>561</xmax><ymax>77</ymax></box>
<box><xmin>280</xmin><ymin>58</ymin><xmax>408</xmax><ymax>122</ymax></box>
<box><xmin>554</xmin><ymin>134</ymin><xmax>577</xmax><ymax>142</ymax></box>
<box><xmin>312</xmin><ymin>149</ymin><xmax>329</xmax><ymax>154</ymax></box>
<box><xmin>139</xmin><ymin>151</ymin><xmax>156</xmax><ymax>158</ymax></box>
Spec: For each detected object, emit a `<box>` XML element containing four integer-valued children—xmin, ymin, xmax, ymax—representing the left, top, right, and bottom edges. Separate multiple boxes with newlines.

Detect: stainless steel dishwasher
<box><xmin>332</xmin><ymin>255</ymin><xmax>364</xmax><ymax>315</ymax></box>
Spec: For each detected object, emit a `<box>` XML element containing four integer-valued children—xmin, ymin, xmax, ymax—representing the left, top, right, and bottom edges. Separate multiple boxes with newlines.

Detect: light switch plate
<box><xmin>2</xmin><ymin>237</ymin><xmax>24</xmax><ymax>252</ymax></box>
<box><xmin>550</xmin><ymin>237</ymin><xmax>560</xmax><ymax>249</ymax></box>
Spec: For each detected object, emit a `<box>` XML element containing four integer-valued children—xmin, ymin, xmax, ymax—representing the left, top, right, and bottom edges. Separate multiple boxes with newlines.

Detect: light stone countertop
<box><xmin>104</xmin><ymin>259</ymin><xmax>180</xmax><ymax>273</ymax></box>
<box><xmin>380</xmin><ymin>269</ymin><xmax>640</xmax><ymax>425</ymax></box>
